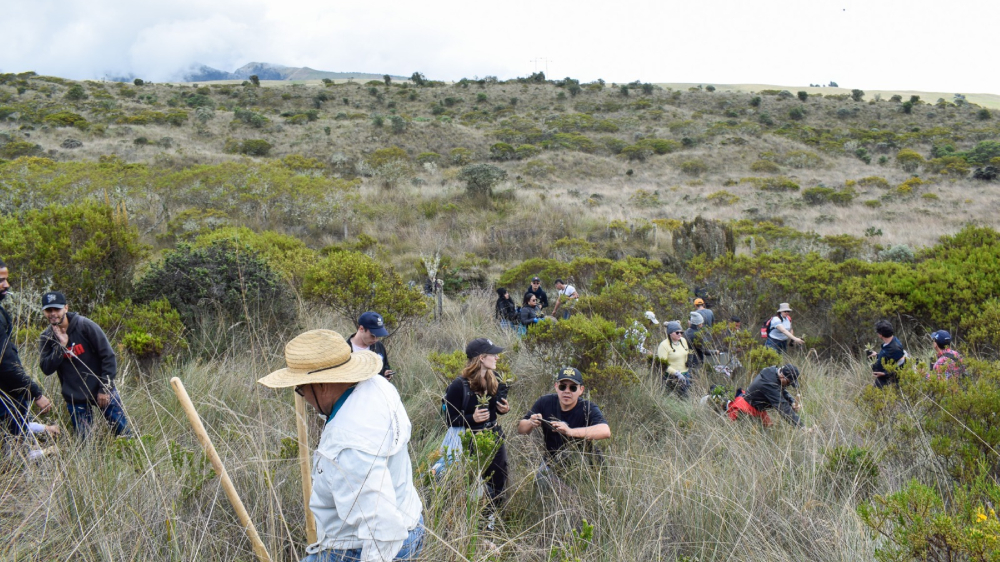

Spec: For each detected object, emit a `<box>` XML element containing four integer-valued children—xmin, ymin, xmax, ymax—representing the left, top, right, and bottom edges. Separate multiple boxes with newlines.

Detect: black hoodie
<box><xmin>1</xmin><ymin>304</ymin><xmax>42</xmax><ymax>400</ymax></box>
<box><xmin>39</xmin><ymin>312</ymin><xmax>117</xmax><ymax>404</ymax></box>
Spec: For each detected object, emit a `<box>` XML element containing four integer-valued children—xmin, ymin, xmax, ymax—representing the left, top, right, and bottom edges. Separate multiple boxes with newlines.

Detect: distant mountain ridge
<box><xmin>181</xmin><ymin>62</ymin><xmax>407</xmax><ymax>82</ymax></box>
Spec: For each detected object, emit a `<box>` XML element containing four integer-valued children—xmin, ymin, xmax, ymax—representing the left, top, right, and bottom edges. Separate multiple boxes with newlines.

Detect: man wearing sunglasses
<box><xmin>517</xmin><ymin>367</ymin><xmax>610</xmax><ymax>462</ymax></box>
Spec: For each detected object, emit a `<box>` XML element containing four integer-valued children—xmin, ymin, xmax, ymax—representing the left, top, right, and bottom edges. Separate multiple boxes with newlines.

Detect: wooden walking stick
<box><xmin>294</xmin><ymin>393</ymin><xmax>318</xmax><ymax>543</ymax></box>
<box><xmin>170</xmin><ymin>377</ymin><xmax>272</xmax><ymax>562</ymax></box>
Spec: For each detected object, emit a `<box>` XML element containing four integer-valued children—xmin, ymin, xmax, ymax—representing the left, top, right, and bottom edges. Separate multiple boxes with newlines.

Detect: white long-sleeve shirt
<box><xmin>306</xmin><ymin>376</ymin><xmax>423</xmax><ymax>562</ymax></box>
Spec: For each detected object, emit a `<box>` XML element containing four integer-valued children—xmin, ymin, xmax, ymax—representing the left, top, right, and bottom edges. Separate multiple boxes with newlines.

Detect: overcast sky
<box><xmin>3</xmin><ymin>0</ymin><xmax>998</xmax><ymax>94</ymax></box>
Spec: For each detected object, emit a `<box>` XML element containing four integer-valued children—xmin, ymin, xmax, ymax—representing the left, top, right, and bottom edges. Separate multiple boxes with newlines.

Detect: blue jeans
<box><xmin>67</xmin><ymin>390</ymin><xmax>130</xmax><ymax>437</ymax></box>
<box><xmin>765</xmin><ymin>338</ymin><xmax>788</xmax><ymax>353</ymax></box>
<box><xmin>301</xmin><ymin>516</ymin><xmax>424</xmax><ymax>562</ymax></box>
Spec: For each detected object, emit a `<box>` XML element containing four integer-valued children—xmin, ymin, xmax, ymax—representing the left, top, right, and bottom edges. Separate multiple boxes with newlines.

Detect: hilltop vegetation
<box><xmin>2</xmin><ymin>71</ymin><xmax>1000</xmax><ymax>560</ymax></box>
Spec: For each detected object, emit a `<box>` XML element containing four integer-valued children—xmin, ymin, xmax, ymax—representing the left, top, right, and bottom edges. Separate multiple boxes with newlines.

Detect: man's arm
<box><xmin>565</xmin><ymin>423</ymin><xmax>610</xmax><ymax>441</ymax></box>
<box><xmin>774</xmin><ymin>388</ymin><xmax>802</xmax><ymax>426</ymax></box>
<box><xmin>518</xmin><ymin>414</ymin><xmax>541</xmax><ymax>435</ymax></box>
<box><xmin>87</xmin><ymin>320</ymin><xmax>118</xmax><ymax>386</ymax></box>
<box><xmin>38</xmin><ymin>329</ymin><xmax>66</xmax><ymax>376</ymax></box>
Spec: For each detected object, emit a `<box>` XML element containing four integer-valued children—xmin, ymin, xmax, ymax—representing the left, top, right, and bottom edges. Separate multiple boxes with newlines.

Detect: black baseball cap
<box><xmin>531</xmin><ymin>277</ymin><xmax>541</xmax><ymax>282</ymax></box>
<box><xmin>555</xmin><ymin>367</ymin><xmax>584</xmax><ymax>385</ymax></box>
<box><xmin>466</xmin><ymin>337</ymin><xmax>504</xmax><ymax>359</ymax></box>
<box><xmin>358</xmin><ymin>311</ymin><xmax>389</xmax><ymax>337</ymax></box>
<box><xmin>41</xmin><ymin>291</ymin><xmax>67</xmax><ymax>310</ymax></box>
<box><xmin>780</xmin><ymin>364</ymin><xmax>800</xmax><ymax>387</ymax></box>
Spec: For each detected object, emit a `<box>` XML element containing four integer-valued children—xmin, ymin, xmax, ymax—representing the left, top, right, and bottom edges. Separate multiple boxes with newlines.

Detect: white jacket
<box><xmin>306</xmin><ymin>376</ymin><xmax>423</xmax><ymax>562</ymax></box>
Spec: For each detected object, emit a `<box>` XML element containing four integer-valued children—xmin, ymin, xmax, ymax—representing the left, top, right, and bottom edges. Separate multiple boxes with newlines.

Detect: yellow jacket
<box><xmin>656</xmin><ymin>337</ymin><xmax>690</xmax><ymax>375</ymax></box>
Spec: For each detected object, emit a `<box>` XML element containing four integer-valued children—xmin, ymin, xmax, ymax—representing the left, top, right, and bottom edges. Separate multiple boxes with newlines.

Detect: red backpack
<box><xmin>760</xmin><ymin>315</ymin><xmax>777</xmax><ymax>339</ymax></box>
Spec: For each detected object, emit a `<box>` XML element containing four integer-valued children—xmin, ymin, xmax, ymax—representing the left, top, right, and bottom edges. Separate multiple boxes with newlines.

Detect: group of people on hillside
<box><xmin>495</xmin><ymin>277</ymin><xmax>579</xmax><ymax>333</ymax></box>
<box><xmin>1</xmin><ymin>259</ymin><xmax>131</xmax><ymax>458</ymax></box>
<box><xmin>4</xmin><ymin>253</ymin><xmax>971</xmax><ymax>562</ymax></box>
<box><xmin>260</xmin><ymin>322</ymin><xmax>610</xmax><ymax>561</ymax></box>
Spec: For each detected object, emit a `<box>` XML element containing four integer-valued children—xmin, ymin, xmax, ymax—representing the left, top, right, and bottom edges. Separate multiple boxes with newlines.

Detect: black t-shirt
<box><xmin>523</xmin><ymin>394</ymin><xmax>607</xmax><ymax>456</ymax></box>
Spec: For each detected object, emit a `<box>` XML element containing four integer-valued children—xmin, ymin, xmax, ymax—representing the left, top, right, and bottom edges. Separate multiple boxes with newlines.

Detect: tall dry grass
<box><xmin>0</xmin><ymin>288</ymin><xmax>914</xmax><ymax>561</ymax></box>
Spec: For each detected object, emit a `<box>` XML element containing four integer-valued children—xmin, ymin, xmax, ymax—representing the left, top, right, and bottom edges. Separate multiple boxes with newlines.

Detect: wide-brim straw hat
<box><xmin>257</xmin><ymin>329</ymin><xmax>382</xmax><ymax>388</ymax></box>
<box><xmin>777</xmin><ymin>302</ymin><xmax>793</xmax><ymax>313</ymax></box>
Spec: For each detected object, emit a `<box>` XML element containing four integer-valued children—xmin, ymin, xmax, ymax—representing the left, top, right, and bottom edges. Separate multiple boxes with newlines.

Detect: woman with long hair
<box><xmin>441</xmin><ymin>338</ymin><xmax>510</xmax><ymax>504</ymax></box>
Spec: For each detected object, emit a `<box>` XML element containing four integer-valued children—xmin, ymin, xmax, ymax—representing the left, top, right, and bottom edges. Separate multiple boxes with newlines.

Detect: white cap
<box><xmin>644</xmin><ymin>311</ymin><xmax>659</xmax><ymax>324</ymax></box>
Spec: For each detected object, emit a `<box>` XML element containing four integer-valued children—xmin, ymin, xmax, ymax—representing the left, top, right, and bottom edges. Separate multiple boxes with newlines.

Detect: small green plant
<box><xmin>458</xmin><ymin>163</ymin><xmax>507</xmax><ymax>198</ymax></box>
<box><xmin>168</xmin><ymin>440</ymin><xmax>217</xmax><ymax>500</ymax></box>
<box><xmin>549</xmin><ymin>519</ymin><xmax>594</xmax><ymax>562</ymax></box>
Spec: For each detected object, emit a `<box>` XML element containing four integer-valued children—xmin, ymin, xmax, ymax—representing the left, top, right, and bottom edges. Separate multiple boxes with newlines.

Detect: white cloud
<box><xmin>1</xmin><ymin>0</ymin><xmax>997</xmax><ymax>94</ymax></box>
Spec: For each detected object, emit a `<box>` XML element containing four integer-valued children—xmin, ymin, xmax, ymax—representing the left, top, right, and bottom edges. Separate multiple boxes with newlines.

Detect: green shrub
<box><xmin>0</xmin><ymin>141</ymin><xmax>41</xmax><ymax>159</ymax></box>
<box><xmin>458</xmin><ymin>163</ymin><xmax>507</xmax><ymax>198</ymax></box>
<box><xmin>449</xmin><ymin>147</ymin><xmax>472</xmax><ymax>166</ymax></box>
<box><xmin>514</xmin><ymin>144</ymin><xmax>541</xmax><ymax>159</ymax></box>
<box><xmin>135</xmin><ymin>241</ymin><xmax>295</xmax><ymax>331</ymax></box>
<box><xmin>823</xmin><ymin>445</ymin><xmax>878</xmax><ymax>498</ymax></box>
<box><xmin>416</xmin><ymin>152</ymin><xmax>441</xmax><ymax>165</ymax></box>
<box><xmin>679</xmin><ymin>159</ymin><xmax>708</xmax><ymax>176</ymax></box>
<box><xmin>302</xmin><ymin>250</ymin><xmax>428</xmax><ymax>329</ymax></box>
<box><xmin>741</xmin><ymin>176</ymin><xmax>800</xmax><ymax>191</ymax></box>
<box><xmin>364</xmin><ymin>146</ymin><xmax>409</xmax><ymax>169</ymax></box>
<box><xmin>90</xmin><ymin>298</ymin><xmax>188</xmax><ymax>362</ymax></box>
<box><xmin>526</xmin><ymin>313</ymin><xmax>635</xmax><ymax>395</ymax></box>
<box><xmin>193</xmin><ymin>227</ymin><xmax>316</xmax><ymax>287</ymax></box>
<box><xmin>850</xmin><ymin>89</ymin><xmax>864</xmax><ymax>102</ymax></box>
<box><xmin>706</xmin><ymin>190</ymin><xmax>740</xmax><ymax>205</ymax></box>
<box><xmin>64</xmin><ymin>84</ymin><xmax>87</xmax><ymax>101</ymax></box>
<box><xmin>620</xmin><ymin>144</ymin><xmax>652</xmax><ymax>161</ymax></box>
<box><xmin>238</xmin><ymin>139</ymin><xmax>272</xmax><ymax>157</ymax></box>
<box><xmin>856</xmin><ymin>176</ymin><xmax>891</xmax><ymax>189</ymax></box>
<box><xmin>0</xmin><ymin>203</ymin><xmax>147</xmax><ymax>310</ymax></box>
<box><xmin>489</xmin><ymin>142</ymin><xmax>516</xmax><ymax>161</ymax></box>
<box><xmin>750</xmin><ymin>160</ymin><xmax>780</xmax><ymax>173</ymax></box>
<box><xmin>42</xmin><ymin>111</ymin><xmax>88</xmax><ymax>128</ymax></box>
<box><xmin>788</xmin><ymin>107</ymin><xmax>805</xmax><ymax>120</ymax></box>
<box><xmin>802</xmin><ymin>186</ymin><xmax>835</xmax><ymax>205</ymax></box>
<box><xmin>895</xmin><ymin>148</ymin><xmax>924</xmax><ymax>172</ymax></box>
<box><xmin>797</xmin><ymin>91</ymin><xmax>808</xmax><ymax>102</ymax></box>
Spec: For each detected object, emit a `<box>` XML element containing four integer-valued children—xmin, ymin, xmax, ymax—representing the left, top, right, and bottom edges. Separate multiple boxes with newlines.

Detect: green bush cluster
<box><xmin>0</xmin><ymin>202</ymin><xmax>147</xmax><ymax>310</ymax></box>
<box><xmin>801</xmin><ymin>186</ymin><xmax>856</xmax><ymax>206</ymax></box>
<box><xmin>302</xmin><ymin>250</ymin><xmax>428</xmax><ymax>330</ymax></box>
<box><xmin>135</xmin><ymin>240</ymin><xmax>296</xmax><ymax>333</ymax></box>
<box><xmin>90</xmin><ymin>298</ymin><xmax>187</xmax><ymax>362</ymax></box>
<box><xmin>740</xmin><ymin>176</ymin><xmax>800</xmax><ymax>191</ymax></box>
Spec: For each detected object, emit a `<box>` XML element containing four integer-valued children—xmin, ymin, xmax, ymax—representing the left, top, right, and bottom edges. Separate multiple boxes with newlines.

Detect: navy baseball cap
<box><xmin>931</xmin><ymin>330</ymin><xmax>952</xmax><ymax>345</ymax></box>
<box><xmin>358</xmin><ymin>311</ymin><xmax>389</xmax><ymax>337</ymax></box>
<box><xmin>41</xmin><ymin>291</ymin><xmax>67</xmax><ymax>310</ymax></box>
<box><xmin>555</xmin><ymin>367</ymin><xmax>584</xmax><ymax>385</ymax></box>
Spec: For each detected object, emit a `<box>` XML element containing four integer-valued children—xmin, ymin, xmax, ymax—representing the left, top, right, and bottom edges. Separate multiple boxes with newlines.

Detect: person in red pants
<box><xmin>727</xmin><ymin>364</ymin><xmax>802</xmax><ymax>427</ymax></box>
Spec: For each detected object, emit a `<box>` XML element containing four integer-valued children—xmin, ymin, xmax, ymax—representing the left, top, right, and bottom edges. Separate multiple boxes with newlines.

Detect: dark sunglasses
<box><xmin>558</xmin><ymin>383</ymin><xmax>579</xmax><ymax>392</ymax></box>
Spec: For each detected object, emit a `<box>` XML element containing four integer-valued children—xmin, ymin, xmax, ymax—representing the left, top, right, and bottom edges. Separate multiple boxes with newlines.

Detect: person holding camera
<box><xmin>518</xmin><ymin>368</ymin><xmax>611</xmax><ymax>464</ymax></box>
<box><xmin>441</xmin><ymin>338</ymin><xmax>510</xmax><ymax>504</ymax></box>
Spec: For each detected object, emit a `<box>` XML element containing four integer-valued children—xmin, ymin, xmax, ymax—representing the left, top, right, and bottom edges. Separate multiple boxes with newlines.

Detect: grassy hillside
<box><xmin>2</xmin><ymin>71</ymin><xmax>1000</xmax><ymax>561</ymax></box>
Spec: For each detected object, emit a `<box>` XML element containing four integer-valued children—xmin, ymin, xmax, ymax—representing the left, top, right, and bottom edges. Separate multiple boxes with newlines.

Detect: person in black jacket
<box><xmin>868</xmin><ymin>320</ymin><xmax>907</xmax><ymax>389</ymax></box>
<box><xmin>524</xmin><ymin>277</ymin><xmax>549</xmax><ymax>310</ymax></box>
<box><xmin>39</xmin><ymin>291</ymin><xmax>130</xmax><ymax>437</ymax></box>
<box><xmin>518</xmin><ymin>293</ymin><xmax>545</xmax><ymax>328</ymax></box>
<box><xmin>495</xmin><ymin>288</ymin><xmax>518</xmax><ymax>330</ymax></box>
<box><xmin>727</xmin><ymin>364</ymin><xmax>802</xmax><ymax>427</ymax></box>
<box><xmin>442</xmin><ymin>338</ymin><xmax>510</xmax><ymax>503</ymax></box>
<box><xmin>0</xmin><ymin>260</ymin><xmax>54</xmax><ymax>438</ymax></box>
<box><xmin>346</xmin><ymin>311</ymin><xmax>394</xmax><ymax>381</ymax></box>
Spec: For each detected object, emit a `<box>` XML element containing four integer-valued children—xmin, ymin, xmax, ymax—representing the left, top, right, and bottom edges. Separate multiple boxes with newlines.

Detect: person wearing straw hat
<box><xmin>764</xmin><ymin>303</ymin><xmax>803</xmax><ymax>353</ymax></box>
<box><xmin>258</xmin><ymin>329</ymin><xmax>423</xmax><ymax>562</ymax></box>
